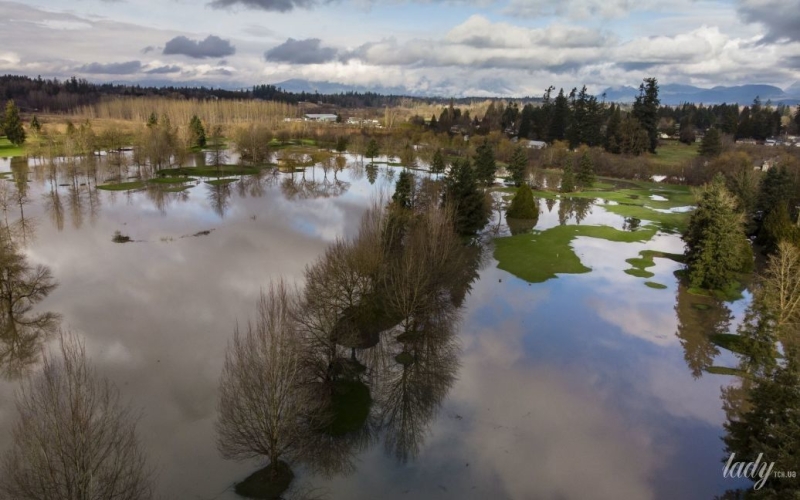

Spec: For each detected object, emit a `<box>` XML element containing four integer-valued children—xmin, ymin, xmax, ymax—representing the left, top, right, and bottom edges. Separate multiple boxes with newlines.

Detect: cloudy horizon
<box><xmin>1</xmin><ymin>0</ymin><xmax>799</xmax><ymax>96</ymax></box>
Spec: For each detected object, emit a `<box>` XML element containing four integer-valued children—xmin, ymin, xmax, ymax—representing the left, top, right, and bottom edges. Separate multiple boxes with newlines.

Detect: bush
<box><xmin>506</xmin><ymin>183</ymin><xmax>539</xmax><ymax>219</ymax></box>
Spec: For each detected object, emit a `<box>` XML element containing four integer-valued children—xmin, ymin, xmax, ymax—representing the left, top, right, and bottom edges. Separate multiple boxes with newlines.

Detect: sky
<box><xmin>1</xmin><ymin>0</ymin><xmax>799</xmax><ymax>96</ymax></box>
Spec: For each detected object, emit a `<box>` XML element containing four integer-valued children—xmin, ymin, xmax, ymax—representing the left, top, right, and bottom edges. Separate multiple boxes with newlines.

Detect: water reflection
<box><xmin>217</xmin><ymin>202</ymin><xmax>482</xmax><ymax>494</ymax></box>
<box><xmin>675</xmin><ymin>284</ymin><xmax>732</xmax><ymax>378</ymax></box>
<box><xmin>0</xmin><ymin>229</ymin><xmax>60</xmax><ymax>379</ymax></box>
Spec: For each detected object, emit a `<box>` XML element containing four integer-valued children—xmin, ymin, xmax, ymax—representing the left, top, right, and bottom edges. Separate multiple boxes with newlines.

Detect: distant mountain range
<box><xmin>273</xmin><ymin>78</ymin><xmax>800</xmax><ymax>105</ymax></box>
<box><xmin>599</xmin><ymin>83</ymin><xmax>800</xmax><ymax>105</ymax></box>
<box><xmin>273</xmin><ymin>79</ymin><xmax>413</xmax><ymax>96</ymax></box>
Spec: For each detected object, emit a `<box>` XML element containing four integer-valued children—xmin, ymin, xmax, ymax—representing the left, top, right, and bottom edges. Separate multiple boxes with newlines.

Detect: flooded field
<box><xmin>0</xmin><ymin>151</ymin><xmax>752</xmax><ymax>499</ymax></box>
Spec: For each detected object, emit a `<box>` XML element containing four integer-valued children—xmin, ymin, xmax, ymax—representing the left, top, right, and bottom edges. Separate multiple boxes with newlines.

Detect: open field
<box><xmin>648</xmin><ymin>141</ymin><xmax>699</xmax><ymax>167</ymax></box>
<box><xmin>0</xmin><ymin>137</ymin><xmax>25</xmax><ymax>157</ymax></box>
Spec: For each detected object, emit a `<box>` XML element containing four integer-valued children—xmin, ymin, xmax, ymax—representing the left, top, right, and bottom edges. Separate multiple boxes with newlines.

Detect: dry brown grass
<box><xmin>72</xmin><ymin>97</ymin><xmax>300</xmax><ymax>128</ymax></box>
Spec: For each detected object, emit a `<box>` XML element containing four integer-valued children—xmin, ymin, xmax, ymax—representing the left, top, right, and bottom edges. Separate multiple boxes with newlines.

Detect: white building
<box><xmin>525</xmin><ymin>140</ymin><xmax>547</xmax><ymax>149</ymax></box>
<box><xmin>304</xmin><ymin>114</ymin><xmax>338</xmax><ymax>122</ymax></box>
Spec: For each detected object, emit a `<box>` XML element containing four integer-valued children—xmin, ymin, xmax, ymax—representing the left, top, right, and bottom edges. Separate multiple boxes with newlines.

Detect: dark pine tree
<box><xmin>633</xmin><ymin>77</ymin><xmax>660</xmax><ymax>153</ymax></box>
<box><xmin>442</xmin><ymin>158</ymin><xmax>489</xmax><ymax>236</ymax></box>
<box><xmin>473</xmin><ymin>138</ymin><xmax>496</xmax><ymax>186</ymax></box>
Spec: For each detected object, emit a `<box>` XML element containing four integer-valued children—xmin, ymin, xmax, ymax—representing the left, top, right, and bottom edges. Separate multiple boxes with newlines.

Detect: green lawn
<box><xmin>97</xmin><ymin>181</ymin><xmax>146</xmax><ymax>191</ymax></box>
<box><xmin>649</xmin><ymin>141</ymin><xmax>699</xmax><ymax>167</ymax></box>
<box><xmin>0</xmin><ymin>137</ymin><xmax>25</xmax><ymax>158</ymax></box>
<box><xmin>494</xmin><ymin>224</ymin><xmax>658</xmax><ymax>283</ymax></box>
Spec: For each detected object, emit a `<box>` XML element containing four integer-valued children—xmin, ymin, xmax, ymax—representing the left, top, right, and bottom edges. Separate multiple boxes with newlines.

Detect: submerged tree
<box><xmin>506</xmin><ymin>183</ymin><xmax>538</xmax><ymax>220</ymax></box>
<box><xmin>560</xmin><ymin>159</ymin><xmax>576</xmax><ymax>193</ymax></box>
<box><xmin>441</xmin><ymin>158</ymin><xmax>489</xmax><ymax>236</ymax></box>
<box><xmin>683</xmin><ymin>174</ymin><xmax>752</xmax><ymax>291</ymax></box>
<box><xmin>0</xmin><ymin>332</ymin><xmax>154</xmax><ymax>500</ymax></box>
<box><xmin>575</xmin><ymin>150</ymin><xmax>595</xmax><ymax>189</ymax></box>
<box><xmin>430</xmin><ymin>148</ymin><xmax>446</xmax><ymax>176</ymax></box>
<box><xmin>392</xmin><ymin>170</ymin><xmax>415</xmax><ymax>210</ymax></box>
<box><xmin>365</xmin><ymin>139</ymin><xmax>380</xmax><ymax>165</ymax></box>
<box><xmin>216</xmin><ymin>280</ymin><xmax>310</xmax><ymax>497</ymax></box>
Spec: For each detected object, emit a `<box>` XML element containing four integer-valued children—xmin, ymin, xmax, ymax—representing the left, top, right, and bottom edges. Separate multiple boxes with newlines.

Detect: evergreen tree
<box><xmin>757</xmin><ymin>203</ymin><xmax>800</xmax><ymax>253</ymax></box>
<box><xmin>604</xmin><ymin>105</ymin><xmax>622</xmax><ymax>154</ymax></box>
<box><xmin>698</xmin><ymin>127</ymin><xmax>722</xmax><ymax>157</ymax></box>
<box><xmin>3</xmin><ymin>100</ymin><xmax>26</xmax><ymax>146</ymax></box>
<box><xmin>473</xmin><ymin>138</ymin><xmax>496</xmax><ymax>186</ymax></box>
<box><xmin>189</xmin><ymin>115</ymin><xmax>206</xmax><ymax>148</ymax></box>
<box><xmin>548</xmin><ymin>88</ymin><xmax>569</xmax><ymax>142</ymax></box>
<box><xmin>442</xmin><ymin>158</ymin><xmax>488</xmax><ymax>236</ymax></box>
<box><xmin>724</xmin><ymin>350</ymin><xmax>800</xmax><ymax>497</ymax></box>
<box><xmin>146</xmin><ymin>112</ymin><xmax>158</xmax><ymax>128</ymax></box>
<box><xmin>506</xmin><ymin>183</ymin><xmax>538</xmax><ymax>219</ymax></box>
<box><xmin>795</xmin><ymin>104</ymin><xmax>800</xmax><ymax>132</ymax></box>
<box><xmin>365</xmin><ymin>138</ymin><xmax>379</xmax><ymax>164</ymax></box>
<box><xmin>508</xmin><ymin>146</ymin><xmax>528</xmax><ymax>187</ymax></box>
<box><xmin>632</xmin><ymin>77</ymin><xmax>660</xmax><ymax>153</ymax></box>
<box><xmin>431</xmin><ymin>148</ymin><xmax>446</xmax><ymax>175</ymax></box>
<box><xmin>392</xmin><ymin>170</ymin><xmax>415</xmax><ymax>210</ymax></box>
<box><xmin>517</xmin><ymin>104</ymin><xmax>535</xmax><ymax>139</ymax></box>
<box><xmin>560</xmin><ymin>160</ymin><xmax>576</xmax><ymax>193</ymax></box>
<box><xmin>335</xmin><ymin>136</ymin><xmax>348</xmax><ymax>154</ymax></box>
<box><xmin>429</xmin><ymin>114</ymin><xmax>438</xmax><ymax>130</ymax></box>
<box><xmin>29</xmin><ymin>115</ymin><xmax>41</xmax><ymax>134</ymax></box>
<box><xmin>683</xmin><ymin>174</ymin><xmax>752</xmax><ymax>290</ymax></box>
<box><xmin>65</xmin><ymin>121</ymin><xmax>76</xmax><ymax>137</ymax></box>
<box><xmin>617</xmin><ymin>116</ymin><xmax>649</xmax><ymax>156</ymax></box>
<box><xmin>576</xmin><ymin>150</ymin><xmax>595</xmax><ymax>189</ymax></box>
<box><xmin>757</xmin><ymin>166</ymin><xmax>797</xmax><ymax>215</ymax></box>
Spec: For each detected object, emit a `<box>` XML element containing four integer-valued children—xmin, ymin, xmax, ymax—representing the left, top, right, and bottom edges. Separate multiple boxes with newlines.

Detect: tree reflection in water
<box><xmin>713</xmin><ymin>243</ymin><xmax>800</xmax><ymax>497</ymax></box>
<box><xmin>0</xmin><ymin>227</ymin><xmax>60</xmax><ymax>379</ymax></box>
<box><xmin>216</xmin><ymin>200</ymin><xmax>483</xmax><ymax>496</ymax></box>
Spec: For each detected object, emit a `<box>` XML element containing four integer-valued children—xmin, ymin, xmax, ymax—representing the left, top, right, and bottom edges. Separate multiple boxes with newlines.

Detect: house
<box><xmin>304</xmin><ymin>114</ymin><xmax>338</xmax><ymax>122</ymax></box>
<box><xmin>525</xmin><ymin>140</ymin><xmax>547</xmax><ymax>149</ymax></box>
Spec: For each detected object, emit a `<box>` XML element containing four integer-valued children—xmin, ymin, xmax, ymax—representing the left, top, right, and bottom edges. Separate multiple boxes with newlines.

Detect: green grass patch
<box><xmin>148</xmin><ymin>176</ymin><xmax>196</xmax><ymax>185</ymax></box>
<box><xmin>159</xmin><ymin>165</ymin><xmax>268</xmax><ymax>177</ymax></box>
<box><xmin>205</xmin><ymin>178</ymin><xmax>237</xmax><ymax>186</ymax></box>
<box><xmin>97</xmin><ymin>181</ymin><xmax>146</xmax><ymax>191</ymax></box>
<box><xmin>625</xmin><ymin>268</ymin><xmax>655</xmax><ymax>278</ymax></box>
<box><xmin>625</xmin><ymin>250</ymin><xmax>685</xmax><ymax>278</ymax></box>
<box><xmin>0</xmin><ymin>137</ymin><xmax>25</xmax><ymax>158</ymax></box>
<box><xmin>324</xmin><ymin>380</ymin><xmax>371</xmax><ymax>436</ymax></box>
<box><xmin>649</xmin><ymin>141</ymin><xmax>699</xmax><ymax>167</ymax></box>
<box><xmin>644</xmin><ymin>281</ymin><xmax>668</xmax><ymax>289</ymax></box>
<box><xmin>494</xmin><ymin>224</ymin><xmax>658</xmax><ymax>283</ymax></box>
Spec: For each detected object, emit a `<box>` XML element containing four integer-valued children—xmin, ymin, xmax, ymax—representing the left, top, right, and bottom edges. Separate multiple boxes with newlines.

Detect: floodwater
<box><xmin>0</xmin><ymin>152</ymin><xmax>752</xmax><ymax>499</ymax></box>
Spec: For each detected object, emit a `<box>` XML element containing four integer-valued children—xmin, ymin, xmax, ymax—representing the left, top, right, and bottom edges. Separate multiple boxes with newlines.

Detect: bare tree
<box><xmin>0</xmin><ymin>332</ymin><xmax>154</xmax><ymax>500</ymax></box>
<box><xmin>761</xmin><ymin>240</ymin><xmax>800</xmax><ymax>336</ymax></box>
<box><xmin>216</xmin><ymin>280</ymin><xmax>310</xmax><ymax>476</ymax></box>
